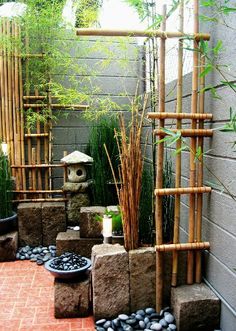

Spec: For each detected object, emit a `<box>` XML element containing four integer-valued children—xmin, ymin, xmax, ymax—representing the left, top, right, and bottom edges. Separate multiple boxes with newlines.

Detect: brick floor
<box><xmin>0</xmin><ymin>261</ymin><xmax>95</xmax><ymax>331</ymax></box>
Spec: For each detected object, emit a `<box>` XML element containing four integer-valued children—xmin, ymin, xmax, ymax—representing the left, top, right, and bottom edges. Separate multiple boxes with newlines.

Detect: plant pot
<box><xmin>112</xmin><ymin>234</ymin><xmax>124</xmax><ymax>245</ymax></box>
<box><xmin>0</xmin><ymin>212</ymin><xmax>17</xmax><ymax>235</ymax></box>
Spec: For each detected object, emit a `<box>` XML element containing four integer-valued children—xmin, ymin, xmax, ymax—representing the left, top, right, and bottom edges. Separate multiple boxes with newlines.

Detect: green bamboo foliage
<box><xmin>0</xmin><ymin>145</ymin><xmax>13</xmax><ymax>219</ymax></box>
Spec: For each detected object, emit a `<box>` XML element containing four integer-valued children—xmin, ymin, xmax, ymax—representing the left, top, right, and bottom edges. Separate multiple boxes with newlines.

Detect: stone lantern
<box><xmin>61</xmin><ymin>151</ymin><xmax>93</xmax><ymax>183</ymax></box>
<box><xmin>61</xmin><ymin>151</ymin><xmax>93</xmax><ymax>226</ymax></box>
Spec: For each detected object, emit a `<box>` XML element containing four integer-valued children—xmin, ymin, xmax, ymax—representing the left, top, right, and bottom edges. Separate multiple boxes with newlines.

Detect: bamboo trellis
<box><xmin>77</xmin><ymin>0</ymin><xmax>212</xmax><ymax>312</ymax></box>
<box><xmin>0</xmin><ymin>18</ymin><xmax>87</xmax><ymax>202</ymax></box>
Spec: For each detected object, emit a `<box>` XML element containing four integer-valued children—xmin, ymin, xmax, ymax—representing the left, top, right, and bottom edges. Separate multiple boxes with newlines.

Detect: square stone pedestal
<box><xmin>171</xmin><ymin>283</ymin><xmax>220</xmax><ymax>331</ymax></box>
<box><xmin>54</xmin><ymin>273</ymin><xmax>91</xmax><ymax>318</ymax></box>
<box><xmin>79</xmin><ymin>206</ymin><xmax>105</xmax><ymax>238</ymax></box>
<box><xmin>56</xmin><ymin>231</ymin><xmax>102</xmax><ymax>258</ymax></box>
<box><xmin>0</xmin><ymin>231</ymin><xmax>18</xmax><ymax>261</ymax></box>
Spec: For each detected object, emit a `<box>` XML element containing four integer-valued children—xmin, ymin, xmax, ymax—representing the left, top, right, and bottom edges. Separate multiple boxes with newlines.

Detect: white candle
<box><xmin>103</xmin><ymin>215</ymin><xmax>112</xmax><ymax>238</ymax></box>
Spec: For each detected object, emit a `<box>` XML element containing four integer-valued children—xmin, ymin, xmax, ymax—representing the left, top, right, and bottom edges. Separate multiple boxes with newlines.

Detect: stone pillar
<box><xmin>0</xmin><ymin>231</ymin><xmax>18</xmax><ymax>261</ymax></box>
<box><xmin>171</xmin><ymin>283</ymin><xmax>221</xmax><ymax>331</ymax></box>
<box><xmin>54</xmin><ymin>273</ymin><xmax>91</xmax><ymax>318</ymax></box>
<box><xmin>42</xmin><ymin>202</ymin><xmax>66</xmax><ymax>246</ymax></box>
<box><xmin>92</xmin><ymin>244</ymin><xmax>129</xmax><ymax>320</ymax></box>
<box><xmin>129</xmin><ymin>247</ymin><xmax>156</xmax><ymax>311</ymax></box>
<box><xmin>79</xmin><ymin>206</ymin><xmax>105</xmax><ymax>238</ymax></box>
<box><xmin>18</xmin><ymin>202</ymin><xmax>42</xmax><ymax>246</ymax></box>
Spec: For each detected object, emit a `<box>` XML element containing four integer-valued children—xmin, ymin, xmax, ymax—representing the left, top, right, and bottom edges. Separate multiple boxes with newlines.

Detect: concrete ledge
<box><xmin>171</xmin><ymin>283</ymin><xmax>221</xmax><ymax>331</ymax></box>
<box><xmin>54</xmin><ymin>274</ymin><xmax>91</xmax><ymax>318</ymax></box>
<box><xmin>56</xmin><ymin>231</ymin><xmax>102</xmax><ymax>258</ymax></box>
<box><xmin>0</xmin><ymin>231</ymin><xmax>18</xmax><ymax>261</ymax></box>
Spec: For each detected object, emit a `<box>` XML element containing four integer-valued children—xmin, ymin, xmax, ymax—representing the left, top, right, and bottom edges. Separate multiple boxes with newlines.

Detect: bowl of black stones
<box><xmin>44</xmin><ymin>252</ymin><xmax>91</xmax><ymax>279</ymax></box>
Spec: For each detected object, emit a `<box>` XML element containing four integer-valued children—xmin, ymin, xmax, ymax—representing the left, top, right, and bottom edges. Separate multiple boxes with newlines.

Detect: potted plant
<box><xmin>0</xmin><ymin>143</ymin><xmax>17</xmax><ymax>235</ymax></box>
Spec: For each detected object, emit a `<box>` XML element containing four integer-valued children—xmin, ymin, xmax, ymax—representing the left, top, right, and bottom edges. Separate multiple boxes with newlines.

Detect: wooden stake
<box><xmin>195</xmin><ymin>54</ymin><xmax>206</xmax><ymax>283</ymax></box>
<box><xmin>172</xmin><ymin>0</ymin><xmax>184</xmax><ymax>287</ymax></box>
<box><xmin>187</xmin><ymin>0</ymin><xmax>199</xmax><ymax>285</ymax></box>
<box><xmin>156</xmin><ymin>5</ymin><xmax>166</xmax><ymax>313</ymax></box>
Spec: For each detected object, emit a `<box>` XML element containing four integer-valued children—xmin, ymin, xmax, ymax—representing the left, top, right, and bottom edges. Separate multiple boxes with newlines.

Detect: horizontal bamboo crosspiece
<box><xmin>24</xmin><ymin>103</ymin><xmax>89</xmax><ymax>109</ymax></box>
<box><xmin>11</xmin><ymin>164</ymin><xmax>64</xmax><ymax>168</ymax></box>
<box><xmin>154</xmin><ymin>129</ymin><xmax>213</xmax><ymax>137</ymax></box>
<box><xmin>155</xmin><ymin>186</ymin><xmax>211</xmax><ymax>196</ymax></box>
<box><xmin>156</xmin><ymin>242</ymin><xmax>210</xmax><ymax>252</ymax></box>
<box><xmin>76</xmin><ymin>28</ymin><xmax>210</xmax><ymax>41</ymax></box>
<box><xmin>147</xmin><ymin>112</ymin><xmax>213</xmax><ymax>120</ymax></box>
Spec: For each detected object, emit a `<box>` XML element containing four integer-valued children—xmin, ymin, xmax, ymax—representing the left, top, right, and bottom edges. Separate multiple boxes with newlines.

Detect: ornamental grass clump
<box><xmin>105</xmin><ymin>96</ymin><xmax>148</xmax><ymax>251</ymax></box>
<box><xmin>0</xmin><ymin>145</ymin><xmax>13</xmax><ymax>219</ymax></box>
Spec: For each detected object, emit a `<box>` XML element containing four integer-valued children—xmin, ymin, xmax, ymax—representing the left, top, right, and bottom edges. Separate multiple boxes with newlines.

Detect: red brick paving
<box><xmin>0</xmin><ymin>260</ymin><xmax>95</xmax><ymax>331</ymax></box>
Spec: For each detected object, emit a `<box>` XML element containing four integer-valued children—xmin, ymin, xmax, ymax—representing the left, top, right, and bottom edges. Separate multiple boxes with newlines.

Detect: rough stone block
<box><xmin>129</xmin><ymin>247</ymin><xmax>156</xmax><ymax>311</ymax></box>
<box><xmin>171</xmin><ymin>283</ymin><xmax>221</xmax><ymax>331</ymax></box>
<box><xmin>18</xmin><ymin>203</ymin><xmax>42</xmax><ymax>246</ymax></box>
<box><xmin>42</xmin><ymin>202</ymin><xmax>66</xmax><ymax>246</ymax></box>
<box><xmin>0</xmin><ymin>231</ymin><xmax>18</xmax><ymax>261</ymax></box>
<box><xmin>92</xmin><ymin>244</ymin><xmax>129</xmax><ymax>319</ymax></box>
<box><xmin>54</xmin><ymin>274</ymin><xmax>91</xmax><ymax>318</ymax></box>
<box><xmin>67</xmin><ymin>193</ymin><xmax>90</xmax><ymax>226</ymax></box>
<box><xmin>80</xmin><ymin>206</ymin><xmax>105</xmax><ymax>238</ymax></box>
<box><xmin>56</xmin><ymin>231</ymin><xmax>102</xmax><ymax>258</ymax></box>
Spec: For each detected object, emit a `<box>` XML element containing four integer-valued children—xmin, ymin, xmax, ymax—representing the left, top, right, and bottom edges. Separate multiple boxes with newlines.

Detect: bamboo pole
<box><xmin>154</xmin><ymin>129</ymin><xmax>213</xmax><ymax>137</ymax></box>
<box><xmin>25</xmin><ymin>133</ymin><xmax>49</xmax><ymax>137</ymax></box>
<box><xmin>47</xmin><ymin>82</ymin><xmax>53</xmax><ymax>195</ymax></box>
<box><xmin>18</xmin><ymin>24</ymin><xmax>26</xmax><ymax>196</ymax></box>
<box><xmin>147</xmin><ymin>112</ymin><xmax>212</xmax><ymax>120</ymax></box>
<box><xmin>76</xmin><ymin>28</ymin><xmax>210</xmax><ymax>41</ymax></box>
<box><xmin>155</xmin><ymin>186</ymin><xmax>211</xmax><ymax>196</ymax></box>
<box><xmin>195</xmin><ymin>55</ymin><xmax>206</xmax><ymax>283</ymax></box>
<box><xmin>32</xmin><ymin>147</ymin><xmax>36</xmax><ymax>197</ymax></box>
<box><xmin>11</xmin><ymin>164</ymin><xmax>64</xmax><ymax>168</ymax></box>
<box><xmin>7</xmin><ymin>20</ymin><xmax>14</xmax><ymax>170</ymax></box>
<box><xmin>187</xmin><ymin>0</ymin><xmax>199</xmax><ymax>285</ymax></box>
<box><xmin>23</xmin><ymin>103</ymin><xmax>88</xmax><ymax>109</ymax></box>
<box><xmin>18</xmin><ymin>23</ymin><xmax>27</xmax><ymax>197</ymax></box>
<box><xmin>172</xmin><ymin>0</ymin><xmax>184</xmax><ymax>287</ymax></box>
<box><xmin>13</xmin><ymin>198</ymin><xmax>67</xmax><ymax>203</ymax></box>
<box><xmin>35</xmin><ymin>89</ymin><xmax>43</xmax><ymax>198</ymax></box>
<box><xmin>156</xmin><ymin>5</ymin><xmax>166</xmax><ymax>313</ymax></box>
<box><xmin>13</xmin><ymin>20</ymin><xmax>22</xmax><ymax>195</ymax></box>
<box><xmin>0</xmin><ymin>20</ymin><xmax>6</xmax><ymax>142</ymax></box>
<box><xmin>3</xmin><ymin>19</ymin><xmax>10</xmax><ymax>149</ymax></box>
<box><xmin>156</xmin><ymin>241</ymin><xmax>210</xmax><ymax>252</ymax></box>
<box><xmin>13</xmin><ymin>190</ymin><xmax>63</xmax><ymax>194</ymax></box>
<box><xmin>63</xmin><ymin>151</ymin><xmax>68</xmax><ymax>200</ymax></box>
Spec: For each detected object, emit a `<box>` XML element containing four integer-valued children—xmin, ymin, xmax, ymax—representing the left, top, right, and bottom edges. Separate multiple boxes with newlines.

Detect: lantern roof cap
<box><xmin>61</xmin><ymin>151</ymin><xmax>93</xmax><ymax>164</ymax></box>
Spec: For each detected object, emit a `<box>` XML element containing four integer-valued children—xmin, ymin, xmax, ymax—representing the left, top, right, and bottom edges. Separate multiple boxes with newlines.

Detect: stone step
<box><xmin>79</xmin><ymin>206</ymin><xmax>105</xmax><ymax>238</ymax></box>
<box><xmin>56</xmin><ymin>230</ymin><xmax>102</xmax><ymax>258</ymax></box>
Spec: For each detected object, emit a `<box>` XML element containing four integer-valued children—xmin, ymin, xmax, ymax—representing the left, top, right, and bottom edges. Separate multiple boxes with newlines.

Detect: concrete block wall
<box><xmin>50</xmin><ymin>37</ymin><xmax>144</xmax><ymax>188</ymax></box>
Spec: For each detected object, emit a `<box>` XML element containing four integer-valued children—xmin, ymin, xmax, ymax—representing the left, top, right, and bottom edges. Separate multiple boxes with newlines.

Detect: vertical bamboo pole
<box><xmin>187</xmin><ymin>0</ymin><xmax>199</xmax><ymax>285</ymax></box>
<box><xmin>63</xmin><ymin>150</ymin><xmax>68</xmax><ymax>199</ymax></box>
<box><xmin>195</xmin><ymin>54</ymin><xmax>205</xmax><ymax>283</ymax></box>
<box><xmin>48</xmin><ymin>83</ymin><xmax>53</xmax><ymax>194</ymax></box>
<box><xmin>3</xmin><ymin>19</ymin><xmax>10</xmax><ymax>149</ymax></box>
<box><xmin>35</xmin><ymin>89</ymin><xmax>42</xmax><ymax>197</ymax></box>
<box><xmin>156</xmin><ymin>5</ymin><xmax>166</xmax><ymax>312</ymax></box>
<box><xmin>14</xmin><ymin>20</ymin><xmax>22</xmax><ymax>195</ymax></box>
<box><xmin>172</xmin><ymin>0</ymin><xmax>184</xmax><ymax>287</ymax></box>
<box><xmin>25</xmin><ymin>34</ymin><xmax>32</xmax><ymax>192</ymax></box>
<box><xmin>32</xmin><ymin>147</ymin><xmax>36</xmax><ymax>196</ymax></box>
<box><xmin>6</xmin><ymin>20</ymin><xmax>14</xmax><ymax>168</ymax></box>
<box><xmin>0</xmin><ymin>20</ymin><xmax>6</xmax><ymax>142</ymax></box>
<box><xmin>18</xmin><ymin>23</ymin><xmax>27</xmax><ymax>196</ymax></box>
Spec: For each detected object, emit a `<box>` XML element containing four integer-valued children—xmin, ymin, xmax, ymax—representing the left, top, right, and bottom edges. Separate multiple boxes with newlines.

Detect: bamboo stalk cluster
<box><xmin>105</xmin><ymin>96</ymin><xmax>147</xmax><ymax>251</ymax></box>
